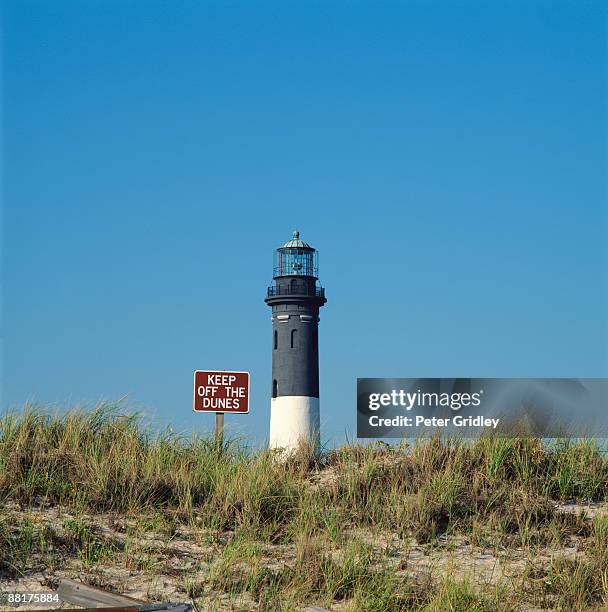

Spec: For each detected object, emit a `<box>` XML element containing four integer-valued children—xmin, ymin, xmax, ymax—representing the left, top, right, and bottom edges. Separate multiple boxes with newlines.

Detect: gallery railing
<box><xmin>267</xmin><ymin>285</ymin><xmax>325</xmax><ymax>298</ymax></box>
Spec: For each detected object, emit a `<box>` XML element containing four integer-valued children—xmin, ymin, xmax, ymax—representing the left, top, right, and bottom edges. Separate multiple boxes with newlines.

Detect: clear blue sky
<box><xmin>2</xmin><ymin>0</ymin><xmax>607</xmax><ymax>446</ymax></box>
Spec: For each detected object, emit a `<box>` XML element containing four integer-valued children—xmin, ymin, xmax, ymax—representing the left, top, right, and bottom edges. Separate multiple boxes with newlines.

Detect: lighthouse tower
<box><xmin>265</xmin><ymin>231</ymin><xmax>327</xmax><ymax>452</ymax></box>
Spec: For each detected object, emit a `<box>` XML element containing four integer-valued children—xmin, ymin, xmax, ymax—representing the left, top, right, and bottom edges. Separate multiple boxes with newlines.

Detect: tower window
<box><xmin>274</xmin><ymin>330</ymin><xmax>278</xmax><ymax>350</ymax></box>
<box><xmin>272</xmin><ymin>379</ymin><xmax>278</xmax><ymax>398</ymax></box>
<box><xmin>291</xmin><ymin>329</ymin><xmax>297</xmax><ymax>348</ymax></box>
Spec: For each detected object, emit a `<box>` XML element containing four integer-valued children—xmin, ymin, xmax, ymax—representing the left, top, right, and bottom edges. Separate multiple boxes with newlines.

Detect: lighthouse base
<box><xmin>269</xmin><ymin>396</ymin><xmax>320</xmax><ymax>453</ymax></box>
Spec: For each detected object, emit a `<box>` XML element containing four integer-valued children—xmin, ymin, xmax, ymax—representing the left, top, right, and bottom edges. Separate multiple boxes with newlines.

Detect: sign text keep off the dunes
<box><xmin>193</xmin><ymin>370</ymin><xmax>249</xmax><ymax>413</ymax></box>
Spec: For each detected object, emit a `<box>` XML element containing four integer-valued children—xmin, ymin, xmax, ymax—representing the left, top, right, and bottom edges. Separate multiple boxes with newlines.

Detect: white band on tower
<box><xmin>269</xmin><ymin>396</ymin><xmax>320</xmax><ymax>451</ymax></box>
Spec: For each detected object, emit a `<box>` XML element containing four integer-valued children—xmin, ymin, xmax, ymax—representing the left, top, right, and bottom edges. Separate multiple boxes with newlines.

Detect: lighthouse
<box><xmin>265</xmin><ymin>231</ymin><xmax>327</xmax><ymax>452</ymax></box>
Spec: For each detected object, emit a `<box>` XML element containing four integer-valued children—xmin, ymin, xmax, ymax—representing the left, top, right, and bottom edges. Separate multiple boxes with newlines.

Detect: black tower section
<box><xmin>265</xmin><ymin>231</ymin><xmax>327</xmax><ymax>399</ymax></box>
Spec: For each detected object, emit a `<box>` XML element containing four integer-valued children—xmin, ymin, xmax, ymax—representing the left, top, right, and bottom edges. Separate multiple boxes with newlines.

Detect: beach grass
<box><xmin>0</xmin><ymin>405</ymin><xmax>607</xmax><ymax>610</ymax></box>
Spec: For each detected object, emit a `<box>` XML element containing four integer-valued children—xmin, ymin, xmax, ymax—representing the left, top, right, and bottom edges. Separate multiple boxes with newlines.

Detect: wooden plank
<box><xmin>57</xmin><ymin>579</ymin><xmax>144</xmax><ymax>608</ymax></box>
<box><xmin>41</xmin><ymin>608</ymin><xmax>138</xmax><ymax>612</ymax></box>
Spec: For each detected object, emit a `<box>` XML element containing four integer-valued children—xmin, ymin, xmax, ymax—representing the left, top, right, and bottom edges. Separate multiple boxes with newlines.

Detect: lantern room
<box><xmin>273</xmin><ymin>230</ymin><xmax>319</xmax><ymax>278</ymax></box>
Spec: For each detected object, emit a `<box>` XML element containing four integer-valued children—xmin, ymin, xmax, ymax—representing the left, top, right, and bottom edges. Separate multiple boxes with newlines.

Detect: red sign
<box><xmin>193</xmin><ymin>370</ymin><xmax>250</xmax><ymax>413</ymax></box>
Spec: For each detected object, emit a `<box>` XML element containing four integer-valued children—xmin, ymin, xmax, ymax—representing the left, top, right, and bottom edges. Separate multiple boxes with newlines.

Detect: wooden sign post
<box><xmin>215</xmin><ymin>412</ymin><xmax>224</xmax><ymax>446</ymax></box>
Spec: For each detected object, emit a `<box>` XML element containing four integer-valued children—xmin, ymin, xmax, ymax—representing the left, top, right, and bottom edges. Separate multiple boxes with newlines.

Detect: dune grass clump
<box><xmin>0</xmin><ymin>405</ymin><xmax>299</xmax><ymax>529</ymax></box>
<box><xmin>322</xmin><ymin>437</ymin><xmax>607</xmax><ymax>544</ymax></box>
